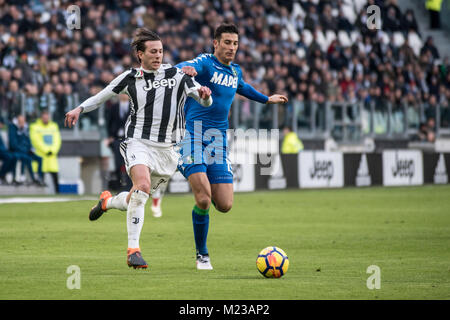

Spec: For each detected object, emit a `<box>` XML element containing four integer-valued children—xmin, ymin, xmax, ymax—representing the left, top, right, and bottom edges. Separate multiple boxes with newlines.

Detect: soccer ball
<box><xmin>256</xmin><ymin>246</ymin><xmax>289</xmax><ymax>278</ymax></box>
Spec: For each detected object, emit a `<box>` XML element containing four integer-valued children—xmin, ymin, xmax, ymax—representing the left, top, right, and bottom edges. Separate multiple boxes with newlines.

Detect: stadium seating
<box><xmin>393</xmin><ymin>31</ymin><xmax>406</xmax><ymax>47</ymax></box>
<box><xmin>0</xmin><ymin>0</ymin><xmax>447</xmax><ymax>143</ymax></box>
<box><xmin>338</xmin><ymin>30</ymin><xmax>352</xmax><ymax>47</ymax></box>
<box><xmin>302</xmin><ymin>29</ymin><xmax>313</xmax><ymax>46</ymax></box>
<box><xmin>408</xmin><ymin>31</ymin><xmax>423</xmax><ymax>56</ymax></box>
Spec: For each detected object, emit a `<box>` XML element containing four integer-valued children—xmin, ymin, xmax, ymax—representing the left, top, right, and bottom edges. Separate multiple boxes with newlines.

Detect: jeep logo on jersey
<box><xmin>210</xmin><ymin>72</ymin><xmax>238</xmax><ymax>88</ymax></box>
<box><xmin>143</xmin><ymin>78</ymin><xmax>177</xmax><ymax>91</ymax></box>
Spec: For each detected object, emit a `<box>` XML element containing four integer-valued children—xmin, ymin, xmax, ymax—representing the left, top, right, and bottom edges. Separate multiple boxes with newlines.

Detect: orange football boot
<box><xmin>89</xmin><ymin>190</ymin><xmax>112</xmax><ymax>221</ymax></box>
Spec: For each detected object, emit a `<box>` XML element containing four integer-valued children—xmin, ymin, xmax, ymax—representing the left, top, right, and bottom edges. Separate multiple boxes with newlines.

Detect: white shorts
<box><xmin>119</xmin><ymin>138</ymin><xmax>179</xmax><ymax>195</ymax></box>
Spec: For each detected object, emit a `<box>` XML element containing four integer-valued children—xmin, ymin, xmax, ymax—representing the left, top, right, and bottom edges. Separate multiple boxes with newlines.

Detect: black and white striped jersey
<box><xmin>79</xmin><ymin>64</ymin><xmax>212</xmax><ymax>145</ymax></box>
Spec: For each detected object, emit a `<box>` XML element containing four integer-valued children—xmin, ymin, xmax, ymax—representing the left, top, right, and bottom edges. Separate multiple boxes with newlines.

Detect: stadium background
<box><xmin>0</xmin><ymin>0</ymin><xmax>449</xmax><ymax>194</ymax></box>
<box><xmin>0</xmin><ymin>0</ymin><xmax>450</xmax><ymax>303</ymax></box>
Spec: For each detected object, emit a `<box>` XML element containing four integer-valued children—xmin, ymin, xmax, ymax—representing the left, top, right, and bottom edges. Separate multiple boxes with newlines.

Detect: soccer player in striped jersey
<box><xmin>176</xmin><ymin>24</ymin><xmax>288</xmax><ymax>270</ymax></box>
<box><xmin>64</xmin><ymin>28</ymin><xmax>213</xmax><ymax>269</ymax></box>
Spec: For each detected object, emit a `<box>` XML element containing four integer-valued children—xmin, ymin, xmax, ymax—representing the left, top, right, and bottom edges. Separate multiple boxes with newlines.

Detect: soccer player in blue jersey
<box><xmin>177</xmin><ymin>24</ymin><xmax>288</xmax><ymax>270</ymax></box>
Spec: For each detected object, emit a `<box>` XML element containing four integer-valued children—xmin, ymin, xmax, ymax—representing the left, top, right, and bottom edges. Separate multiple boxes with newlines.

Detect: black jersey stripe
<box><xmin>141</xmin><ymin>72</ymin><xmax>156</xmax><ymax>139</ymax></box>
<box><xmin>180</xmin><ymin>75</ymin><xmax>190</xmax><ymax>133</ymax></box>
<box><xmin>112</xmin><ymin>69</ymin><xmax>132</xmax><ymax>94</ymax></box>
<box><xmin>126</xmin><ymin>70</ymin><xmax>138</xmax><ymax>138</ymax></box>
<box><xmin>157</xmin><ymin>68</ymin><xmax>178</xmax><ymax>142</ymax></box>
<box><xmin>171</xmin><ymin>79</ymin><xmax>186</xmax><ymax>143</ymax></box>
<box><xmin>184</xmin><ymin>75</ymin><xmax>196</xmax><ymax>89</ymax></box>
<box><xmin>120</xmin><ymin>140</ymin><xmax>129</xmax><ymax>167</ymax></box>
<box><xmin>173</xmin><ymin>74</ymin><xmax>187</xmax><ymax>132</ymax></box>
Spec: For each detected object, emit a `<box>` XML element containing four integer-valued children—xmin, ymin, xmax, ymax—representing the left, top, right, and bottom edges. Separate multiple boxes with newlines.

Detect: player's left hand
<box><xmin>267</xmin><ymin>94</ymin><xmax>288</xmax><ymax>104</ymax></box>
<box><xmin>182</xmin><ymin>66</ymin><xmax>198</xmax><ymax>77</ymax></box>
<box><xmin>198</xmin><ymin>86</ymin><xmax>211</xmax><ymax>100</ymax></box>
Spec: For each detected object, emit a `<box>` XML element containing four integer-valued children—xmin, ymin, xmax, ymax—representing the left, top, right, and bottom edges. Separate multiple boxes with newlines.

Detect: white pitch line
<box><xmin>0</xmin><ymin>197</ymin><xmax>96</xmax><ymax>204</ymax></box>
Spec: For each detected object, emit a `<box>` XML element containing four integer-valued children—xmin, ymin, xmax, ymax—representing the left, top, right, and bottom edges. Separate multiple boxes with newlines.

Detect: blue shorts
<box><xmin>176</xmin><ymin>135</ymin><xmax>233</xmax><ymax>184</ymax></box>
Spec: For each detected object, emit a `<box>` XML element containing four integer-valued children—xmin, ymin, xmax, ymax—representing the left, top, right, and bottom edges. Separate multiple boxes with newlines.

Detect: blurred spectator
<box><xmin>426</xmin><ymin>117</ymin><xmax>437</xmax><ymax>142</ymax></box>
<box><xmin>337</xmin><ymin>9</ymin><xmax>353</xmax><ymax>33</ymax></box>
<box><xmin>29</xmin><ymin>110</ymin><xmax>61</xmax><ymax>193</ymax></box>
<box><xmin>39</xmin><ymin>83</ymin><xmax>57</xmax><ymax>115</ymax></box>
<box><xmin>320</xmin><ymin>4</ymin><xmax>337</xmax><ymax>32</ymax></box>
<box><xmin>383</xmin><ymin>7</ymin><xmax>402</xmax><ymax>32</ymax></box>
<box><xmin>304</xmin><ymin>5</ymin><xmax>319</xmax><ymax>31</ymax></box>
<box><xmin>281</xmin><ymin>126</ymin><xmax>304</xmax><ymax>154</ymax></box>
<box><xmin>425</xmin><ymin>95</ymin><xmax>439</xmax><ymax>120</ymax></box>
<box><xmin>413</xmin><ymin>122</ymin><xmax>433</xmax><ymax>142</ymax></box>
<box><xmin>0</xmin><ymin>116</ymin><xmax>17</xmax><ymax>185</ymax></box>
<box><xmin>425</xmin><ymin>0</ymin><xmax>443</xmax><ymax>29</ymax></box>
<box><xmin>401</xmin><ymin>9</ymin><xmax>419</xmax><ymax>36</ymax></box>
<box><xmin>8</xmin><ymin>114</ymin><xmax>44</xmax><ymax>185</ymax></box>
<box><xmin>3</xmin><ymin>80</ymin><xmax>23</xmax><ymax>121</ymax></box>
<box><xmin>421</xmin><ymin>36</ymin><xmax>440</xmax><ymax>60</ymax></box>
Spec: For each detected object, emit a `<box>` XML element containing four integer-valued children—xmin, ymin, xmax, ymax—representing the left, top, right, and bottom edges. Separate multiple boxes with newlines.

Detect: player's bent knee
<box><xmin>196</xmin><ymin>194</ymin><xmax>211</xmax><ymax>210</ymax></box>
<box><xmin>135</xmin><ymin>182</ymin><xmax>151</xmax><ymax>195</ymax></box>
<box><xmin>215</xmin><ymin>201</ymin><xmax>232</xmax><ymax>213</ymax></box>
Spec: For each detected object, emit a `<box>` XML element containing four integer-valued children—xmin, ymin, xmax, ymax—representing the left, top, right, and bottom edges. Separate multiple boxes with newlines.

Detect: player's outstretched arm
<box><xmin>64</xmin><ymin>70</ymin><xmax>132</xmax><ymax>128</ymax></box>
<box><xmin>176</xmin><ymin>53</ymin><xmax>207</xmax><ymax>76</ymax></box>
<box><xmin>267</xmin><ymin>94</ymin><xmax>288</xmax><ymax>104</ymax></box>
<box><xmin>237</xmin><ymin>66</ymin><xmax>288</xmax><ymax>105</ymax></box>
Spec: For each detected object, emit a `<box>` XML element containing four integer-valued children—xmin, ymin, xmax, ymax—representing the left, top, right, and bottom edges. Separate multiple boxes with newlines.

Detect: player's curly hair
<box><xmin>131</xmin><ymin>28</ymin><xmax>161</xmax><ymax>63</ymax></box>
<box><xmin>214</xmin><ymin>23</ymin><xmax>239</xmax><ymax>40</ymax></box>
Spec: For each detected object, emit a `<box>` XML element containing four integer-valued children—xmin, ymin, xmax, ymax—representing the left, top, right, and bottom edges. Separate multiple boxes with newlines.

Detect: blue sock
<box><xmin>192</xmin><ymin>205</ymin><xmax>210</xmax><ymax>255</ymax></box>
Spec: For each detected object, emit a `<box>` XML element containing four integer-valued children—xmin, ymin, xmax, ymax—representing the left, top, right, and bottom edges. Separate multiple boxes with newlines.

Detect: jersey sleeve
<box><xmin>183</xmin><ymin>75</ymin><xmax>212</xmax><ymax>107</ymax></box>
<box><xmin>79</xmin><ymin>69</ymin><xmax>132</xmax><ymax>113</ymax></box>
<box><xmin>236</xmin><ymin>67</ymin><xmax>269</xmax><ymax>104</ymax></box>
<box><xmin>176</xmin><ymin>54</ymin><xmax>207</xmax><ymax>75</ymax></box>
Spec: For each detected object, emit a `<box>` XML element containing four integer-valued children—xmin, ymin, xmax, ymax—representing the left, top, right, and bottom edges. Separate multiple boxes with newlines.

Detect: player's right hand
<box><xmin>64</xmin><ymin>106</ymin><xmax>82</xmax><ymax>128</ymax></box>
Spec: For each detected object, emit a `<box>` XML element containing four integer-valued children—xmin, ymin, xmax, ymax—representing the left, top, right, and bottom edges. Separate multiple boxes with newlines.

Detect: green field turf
<box><xmin>0</xmin><ymin>185</ymin><xmax>449</xmax><ymax>300</ymax></box>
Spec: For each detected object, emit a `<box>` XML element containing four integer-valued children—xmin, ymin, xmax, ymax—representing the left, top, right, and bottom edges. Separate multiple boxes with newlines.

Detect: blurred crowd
<box><xmin>0</xmin><ymin>0</ymin><xmax>449</xmax><ymax>137</ymax></box>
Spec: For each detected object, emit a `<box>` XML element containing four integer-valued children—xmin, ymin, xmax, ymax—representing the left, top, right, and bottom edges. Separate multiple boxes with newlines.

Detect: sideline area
<box><xmin>0</xmin><ymin>196</ymin><xmax>96</xmax><ymax>204</ymax></box>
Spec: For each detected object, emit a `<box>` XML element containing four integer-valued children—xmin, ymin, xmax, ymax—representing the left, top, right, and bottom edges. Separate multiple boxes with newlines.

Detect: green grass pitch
<box><xmin>0</xmin><ymin>185</ymin><xmax>449</xmax><ymax>300</ymax></box>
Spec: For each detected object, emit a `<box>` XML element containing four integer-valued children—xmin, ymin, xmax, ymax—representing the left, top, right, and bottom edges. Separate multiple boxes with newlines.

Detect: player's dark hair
<box><xmin>214</xmin><ymin>23</ymin><xmax>239</xmax><ymax>40</ymax></box>
<box><xmin>131</xmin><ymin>28</ymin><xmax>161</xmax><ymax>63</ymax></box>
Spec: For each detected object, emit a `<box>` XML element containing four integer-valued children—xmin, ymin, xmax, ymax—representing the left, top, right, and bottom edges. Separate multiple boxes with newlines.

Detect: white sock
<box><xmin>127</xmin><ymin>190</ymin><xmax>149</xmax><ymax>249</ymax></box>
<box><xmin>106</xmin><ymin>191</ymin><xmax>128</xmax><ymax>211</ymax></box>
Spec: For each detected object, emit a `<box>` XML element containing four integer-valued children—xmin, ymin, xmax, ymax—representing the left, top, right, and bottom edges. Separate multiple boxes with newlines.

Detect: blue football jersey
<box><xmin>176</xmin><ymin>53</ymin><xmax>268</xmax><ymax>134</ymax></box>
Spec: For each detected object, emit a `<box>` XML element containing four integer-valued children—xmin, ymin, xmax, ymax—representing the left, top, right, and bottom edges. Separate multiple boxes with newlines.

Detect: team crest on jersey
<box><xmin>231</xmin><ymin>66</ymin><xmax>237</xmax><ymax>77</ymax></box>
<box><xmin>135</xmin><ymin>69</ymin><xmax>144</xmax><ymax>78</ymax></box>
